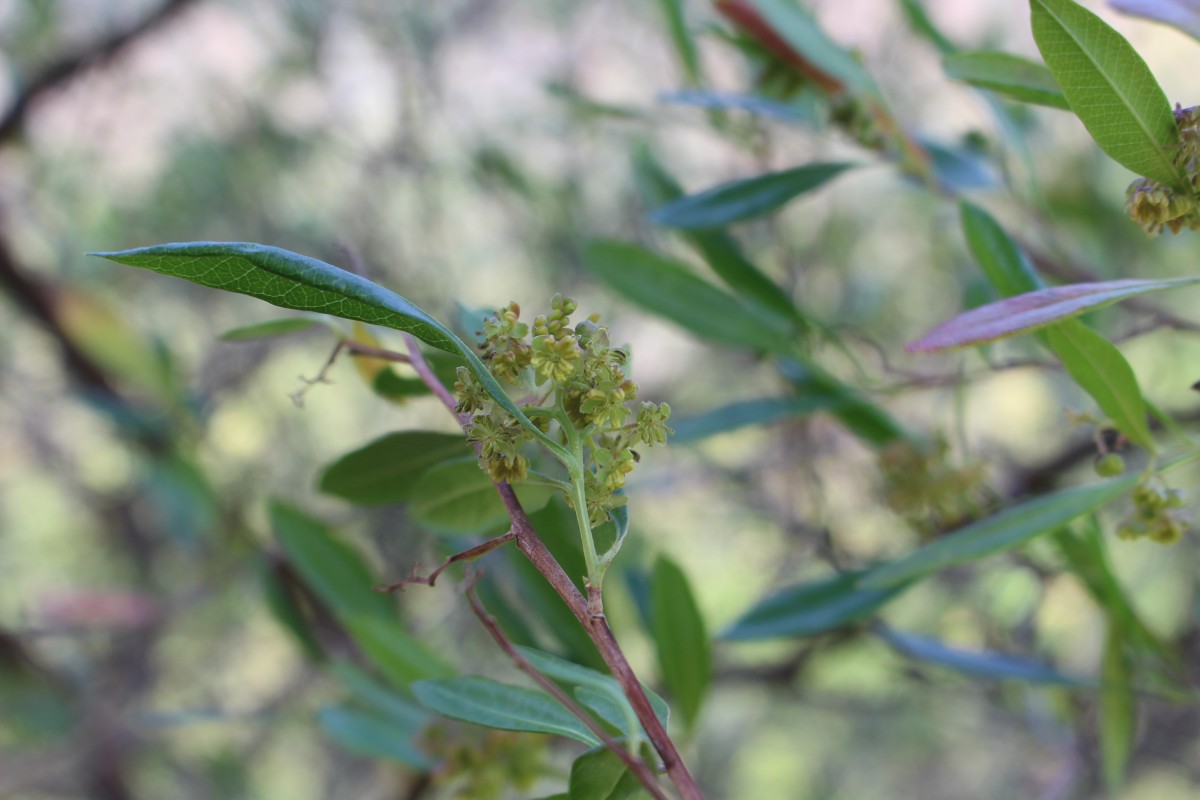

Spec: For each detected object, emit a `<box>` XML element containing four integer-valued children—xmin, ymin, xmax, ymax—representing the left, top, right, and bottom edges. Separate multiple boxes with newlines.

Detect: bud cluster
<box><xmin>1117</xmin><ymin>482</ymin><xmax>1189</xmax><ymax>544</ymax></box>
<box><xmin>878</xmin><ymin>436</ymin><xmax>987</xmax><ymax>534</ymax></box>
<box><xmin>455</xmin><ymin>295</ymin><xmax>672</xmax><ymax>525</ymax></box>
<box><xmin>1126</xmin><ymin>105</ymin><xmax>1200</xmax><ymax>236</ymax></box>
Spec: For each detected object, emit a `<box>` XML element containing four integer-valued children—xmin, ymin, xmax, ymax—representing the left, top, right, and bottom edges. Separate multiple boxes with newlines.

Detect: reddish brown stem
<box><xmin>464</xmin><ymin>581</ymin><xmax>668</xmax><ymax>799</ymax></box>
<box><xmin>403</xmin><ymin>333</ymin><xmax>705</xmax><ymax>799</ymax></box>
<box><xmin>377</xmin><ymin>531</ymin><xmax>515</xmax><ymax>591</ymax></box>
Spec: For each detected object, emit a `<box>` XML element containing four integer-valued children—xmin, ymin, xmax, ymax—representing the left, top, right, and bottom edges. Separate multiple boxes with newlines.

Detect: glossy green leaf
<box><xmin>90</xmin><ymin>243</ymin><xmax>563</xmax><ymax>459</ymax></box>
<box><xmin>342</xmin><ymin>615</ymin><xmax>454</xmax><ymax>689</ymax></box>
<box><xmin>656</xmin><ymin>0</ymin><xmax>700</xmax><ymax>85</ymax></box>
<box><xmin>859</xmin><ymin>475</ymin><xmax>1138</xmax><ymax>590</ymax></box>
<box><xmin>960</xmin><ymin>201</ymin><xmax>1044</xmax><ymax>297</ymax></box>
<box><xmin>317</xmin><ymin>705</ymin><xmax>430</xmax><ymax>768</ymax></box>
<box><xmin>1042</xmin><ymin>321</ymin><xmax>1155</xmax><ymax>450</ymax></box>
<box><xmin>1100</xmin><ymin>624</ymin><xmax>1136</xmax><ymax>790</ymax></box>
<box><xmin>412</xmin><ymin>676</ymin><xmax>602</xmax><ymax>747</ymax></box>
<box><xmin>268</xmin><ymin>501</ymin><xmax>394</xmax><ymax>621</ymax></box>
<box><xmin>1112</xmin><ymin>0</ymin><xmax>1200</xmax><ymax>41</ymax></box>
<box><xmin>907</xmin><ymin>278</ymin><xmax>1200</xmax><ymax>352</ymax></box>
<box><xmin>218</xmin><ymin>317</ymin><xmax>325</xmax><ymax>341</ymax></box>
<box><xmin>634</xmin><ymin>150</ymin><xmax>805</xmax><ymax>327</ymax></box>
<box><xmin>943</xmin><ymin>51</ymin><xmax>1069</xmax><ymax>109</ymax></box>
<box><xmin>650</xmin><ymin>556</ymin><xmax>710</xmax><ymax>729</ymax></box>
<box><xmin>650</xmin><ymin>163</ymin><xmax>856</xmax><ymax>229</ymax></box>
<box><xmin>408</xmin><ymin>458</ymin><xmax>556</xmax><ymax>535</ymax></box>
<box><xmin>1030</xmin><ymin>0</ymin><xmax>1187</xmax><ymax>188</ymax></box>
<box><xmin>671</xmin><ymin>396</ymin><xmax>846</xmax><ymax>444</ymax></box>
<box><xmin>748</xmin><ymin>0</ymin><xmax>879</xmax><ymax>95</ymax></box>
<box><xmin>723</xmin><ymin>571</ymin><xmax>910</xmax><ymax>640</ymax></box>
<box><xmin>876</xmin><ymin>626</ymin><xmax>1086</xmax><ymax>685</ymax></box>
<box><xmin>569</xmin><ymin>747</ymin><xmax>643</xmax><ymax>800</ymax></box>
<box><xmin>516</xmin><ymin>646</ymin><xmax>670</xmax><ymax>733</ymax></box>
<box><xmin>582</xmin><ymin>241</ymin><xmax>792</xmax><ymax>353</ymax></box>
<box><xmin>318</xmin><ymin>431</ymin><xmax>471</xmax><ymax>506</ymax></box>
<box><xmin>779</xmin><ymin>359</ymin><xmax>915</xmax><ymax>447</ymax></box>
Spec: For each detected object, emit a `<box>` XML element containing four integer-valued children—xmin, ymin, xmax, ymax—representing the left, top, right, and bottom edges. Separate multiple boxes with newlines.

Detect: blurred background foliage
<box><xmin>3</xmin><ymin>0</ymin><xmax>1200</xmax><ymax>798</ymax></box>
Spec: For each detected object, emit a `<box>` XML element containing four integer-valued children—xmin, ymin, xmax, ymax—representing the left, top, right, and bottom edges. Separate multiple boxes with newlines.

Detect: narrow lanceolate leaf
<box><xmin>90</xmin><ymin>243</ymin><xmax>563</xmax><ymax>458</ymax></box>
<box><xmin>342</xmin><ymin>615</ymin><xmax>455</xmax><ymax>689</ymax></box>
<box><xmin>859</xmin><ymin>475</ymin><xmax>1139</xmax><ymax>590</ymax></box>
<box><xmin>1111</xmin><ymin>0</ymin><xmax>1200</xmax><ymax>43</ymax></box>
<box><xmin>1100</xmin><ymin>623</ymin><xmax>1136</xmax><ymax>790</ymax></box>
<box><xmin>906</xmin><ymin>278</ymin><xmax>1200</xmax><ymax>352</ymax></box>
<box><xmin>722</xmin><ymin>571</ymin><xmax>910</xmax><ymax>640</ymax></box>
<box><xmin>875</xmin><ymin>626</ymin><xmax>1087</xmax><ymax>685</ymax></box>
<box><xmin>412</xmin><ymin>677</ymin><xmax>602</xmax><ymax>747</ymax></box>
<box><xmin>1042</xmin><ymin>321</ymin><xmax>1155</xmax><ymax>450</ymax></box>
<box><xmin>634</xmin><ymin>150</ymin><xmax>806</xmax><ymax>327</ymax></box>
<box><xmin>269</xmin><ymin>501</ymin><xmax>394</xmax><ymax>621</ymax></box>
<box><xmin>780</xmin><ymin>359</ymin><xmax>916</xmax><ymax>447</ymax></box>
<box><xmin>218</xmin><ymin>317</ymin><xmax>326</xmax><ymax>341</ymax></box>
<box><xmin>960</xmin><ymin>202</ymin><xmax>1044</xmax><ymax>297</ymax></box>
<box><xmin>582</xmin><ymin>241</ymin><xmax>792</xmax><ymax>353</ymax></box>
<box><xmin>671</xmin><ymin>396</ymin><xmax>846</xmax><ymax>444</ymax></box>
<box><xmin>650</xmin><ymin>557</ymin><xmax>710</xmax><ymax>730</ymax></box>
<box><xmin>943</xmin><ymin>51</ymin><xmax>1069</xmax><ymax>110</ymax></box>
<box><xmin>1030</xmin><ymin>0</ymin><xmax>1187</xmax><ymax>188</ymax></box>
<box><xmin>318</xmin><ymin>431</ymin><xmax>472</xmax><ymax>506</ymax></box>
<box><xmin>959</xmin><ymin>204</ymin><xmax>1153</xmax><ymax>450</ymax></box>
<box><xmin>655</xmin><ymin>0</ymin><xmax>701</xmax><ymax>85</ymax></box>
<box><xmin>317</xmin><ymin>706</ymin><xmax>430</xmax><ymax>768</ymax></box>
<box><xmin>658</xmin><ymin>90</ymin><xmax>820</xmax><ymax>124</ymax></box>
<box><xmin>745</xmin><ymin>0</ymin><xmax>880</xmax><ymax>96</ymax></box>
<box><xmin>650</xmin><ymin>163</ymin><xmax>856</xmax><ymax>229</ymax></box>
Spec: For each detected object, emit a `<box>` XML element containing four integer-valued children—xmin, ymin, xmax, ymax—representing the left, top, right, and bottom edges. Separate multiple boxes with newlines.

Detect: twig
<box><xmin>464</xmin><ymin>580</ymin><xmax>668</xmax><ymax>800</ymax></box>
<box><xmin>290</xmin><ymin>341</ymin><xmax>344</xmax><ymax>407</ymax></box>
<box><xmin>377</xmin><ymin>532</ymin><xmax>515</xmax><ymax>592</ymax></box>
<box><xmin>402</xmin><ymin>333</ymin><xmax>466</xmax><ymax>423</ymax></box>
<box><xmin>342</xmin><ymin>339</ymin><xmax>413</xmax><ymax>364</ymax></box>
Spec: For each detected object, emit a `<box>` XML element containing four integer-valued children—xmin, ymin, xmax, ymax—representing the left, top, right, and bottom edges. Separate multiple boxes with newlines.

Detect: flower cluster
<box><xmin>1117</xmin><ymin>483</ymin><xmax>1189</xmax><ymax>544</ymax></box>
<box><xmin>456</xmin><ymin>296</ymin><xmax>672</xmax><ymax>524</ymax></box>
<box><xmin>878</xmin><ymin>436</ymin><xmax>987</xmax><ymax>534</ymax></box>
<box><xmin>1126</xmin><ymin>105</ymin><xmax>1200</xmax><ymax>236</ymax></box>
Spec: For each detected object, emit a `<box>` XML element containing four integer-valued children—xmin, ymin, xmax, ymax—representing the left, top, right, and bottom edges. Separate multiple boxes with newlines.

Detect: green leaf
<box><xmin>516</xmin><ymin>646</ymin><xmax>670</xmax><ymax>734</ymax></box>
<box><xmin>268</xmin><ymin>501</ymin><xmax>394</xmax><ymax>621</ymax></box>
<box><xmin>649</xmin><ymin>556</ymin><xmax>710</xmax><ymax>730</ymax></box>
<box><xmin>408</xmin><ymin>458</ymin><xmax>556</xmax><ymax>535</ymax></box>
<box><xmin>218</xmin><ymin>317</ymin><xmax>326</xmax><ymax>341</ymax></box>
<box><xmin>875</xmin><ymin>626</ymin><xmax>1087</xmax><ymax>685</ymax></box>
<box><xmin>959</xmin><ymin>203</ymin><xmax>1153</xmax><ymax>450</ymax></box>
<box><xmin>779</xmin><ymin>359</ymin><xmax>915</xmax><ymax>447</ymax></box>
<box><xmin>342</xmin><ymin>615</ymin><xmax>454</xmax><ymax>689</ymax></box>
<box><xmin>658</xmin><ymin>90</ymin><xmax>820</xmax><ymax>124</ymax></box>
<box><xmin>1030</xmin><ymin>0</ymin><xmax>1187</xmax><ymax>188</ymax></box>
<box><xmin>655</xmin><ymin>0</ymin><xmax>700</xmax><ymax>85</ymax></box>
<box><xmin>318</xmin><ymin>431</ymin><xmax>471</xmax><ymax>506</ymax></box>
<box><xmin>650</xmin><ymin>163</ymin><xmax>856</xmax><ymax>229</ymax></box>
<box><xmin>412</xmin><ymin>676</ymin><xmax>602</xmax><ymax>747</ymax></box>
<box><xmin>899</xmin><ymin>0</ymin><xmax>957</xmax><ymax>54</ymax></box>
<box><xmin>1100</xmin><ymin>624</ymin><xmax>1136</xmax><ymax>790</ymax></box>
<box><xmin>582</xmin><ymin>241</ymin><xmax>792</xmax><ymax>353</ymax></box>
<box><xmin>960</xmin><ymin>201</ymin><xmax>1044</xmax><ymax>297</ymax></box>
<box><xmin>327</xmin><ymin>661</ymin><xmax>431</xmax><ymax>729</ymax></box>
<box><xmin>569</xmin><ymin>747</ymin><xmax>644</xmax><ymax>800</ymax></box>
<box><xmin>259</xmin><ymin>556</ymin><xmax>323</xmax><ymax>660</ymax></box>
<box><xmin>723</xmin><ymin>571</ymin><xmax>911</xmax><ymax>640</ymax></box>
<box><xmin>922</xmin><ymin>138</ymin><xmax>999</xmax><ymax>191</ymax></box>
<box><xmin>634</xmin><ymin>149</ymin><xmax>806</xmax><ymax>327</ymax></box>
<box><xmin>748</xmin><ymin>0</ymin><xmax>879</xmax><ymax>96</ymax></box>
<box><xmin>317</xmin><ymin>706</ymin><xmax>430</xmax><ymax>768</ymax></box>
<box><xmin>90</xmin><ymin>243</ymin><xmax>563</xmax><ymax>459</ymax></box>
<box><xmin>1042</xmin><ymin>321</ymin><xmax>1155</xmax><ymax>451</ymax></box>
<box><xmin>671</xmin><ymin>396</ymin><xmax>846</xmax><ymax>444</ymax></box>
<box><xmin>859</xmin><ymin>476</ymin><xmax>1139</xmax><ymax>590</ymax></box>
<box><xmin>942</xmin><ymin>51</ymin><xmax>1069</xmax><ymax>110</ymax></box>
<box><xmin>907</xmin><ymin>278</ymin><xmax>1200</xmax><ymax>352</ymax></box>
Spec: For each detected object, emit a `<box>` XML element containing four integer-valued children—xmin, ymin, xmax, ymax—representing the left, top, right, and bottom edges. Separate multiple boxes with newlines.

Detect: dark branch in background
<box><xmin>0</xmin><ymin>0</ymin><xmax>199</xmax><ymax>144</ymax></box>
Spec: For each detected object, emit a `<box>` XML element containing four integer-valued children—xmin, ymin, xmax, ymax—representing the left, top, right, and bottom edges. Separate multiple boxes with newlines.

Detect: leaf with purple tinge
<box><xmin>1111</xmin><ymin>0</ymin><xmax>1200</xmax><ymax>41</ymax></box>
<box><xmin>907</xmin><ymin>277</ymin><xmax>1200</xmax><ymax>352</ymax></box>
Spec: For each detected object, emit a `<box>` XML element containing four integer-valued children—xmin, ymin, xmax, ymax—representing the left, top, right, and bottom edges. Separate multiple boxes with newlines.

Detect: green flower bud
<box><xmin>1094</xmin><ymin>453</ymin><xmax>1125</xmax><ymax>477</ymax></box>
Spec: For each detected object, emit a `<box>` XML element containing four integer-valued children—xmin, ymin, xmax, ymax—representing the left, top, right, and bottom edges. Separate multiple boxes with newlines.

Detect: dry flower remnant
<box><xmin>1126</xmin><ymin>105</ymin><xmax>1200</xmax><ymax>236</ymax></box>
